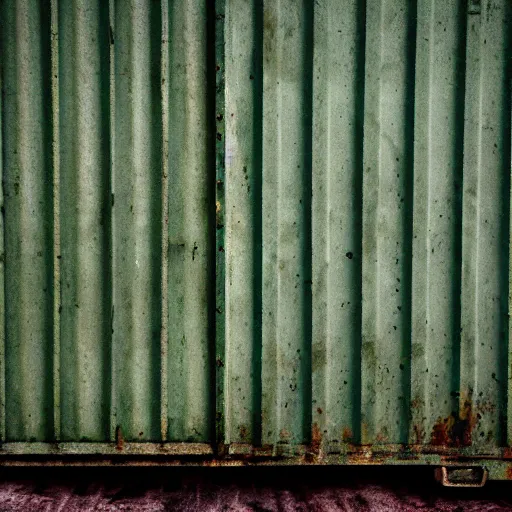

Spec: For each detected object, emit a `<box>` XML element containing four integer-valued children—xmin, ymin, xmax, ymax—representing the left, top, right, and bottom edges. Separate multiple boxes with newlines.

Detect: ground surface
<box><xmin>0</xmin><ymin>466</ymin><xmax>510</xmax><ymax>511</ymax></box>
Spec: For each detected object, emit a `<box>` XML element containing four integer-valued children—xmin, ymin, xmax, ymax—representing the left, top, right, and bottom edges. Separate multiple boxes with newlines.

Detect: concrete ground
<box><xmin>0</xmin><ymin>466</ymin><xmax>510</xmax><ymax>511</ymax></box>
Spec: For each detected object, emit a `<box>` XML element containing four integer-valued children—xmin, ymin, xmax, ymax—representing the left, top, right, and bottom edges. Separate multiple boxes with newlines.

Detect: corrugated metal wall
<box><xmin>0</xmin><ymin>0</ymin><xmax>511</xmax><ymax>462</ymax></box>
<box><xmin>222</xmin><ymin>0</ymin><xmax>511</xmax><ymax>453</ymax></box>
<box><xmin>1</xmin><ymin>0</ymin><xmax>215</xmax><ymax>444</ymax></box>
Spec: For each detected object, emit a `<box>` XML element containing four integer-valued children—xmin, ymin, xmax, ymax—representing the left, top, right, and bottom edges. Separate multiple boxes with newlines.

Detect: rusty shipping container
<box><xmin>0</xmin><ymin>0</ymin><xmax>511</xmax><ymax>485</ymax></box>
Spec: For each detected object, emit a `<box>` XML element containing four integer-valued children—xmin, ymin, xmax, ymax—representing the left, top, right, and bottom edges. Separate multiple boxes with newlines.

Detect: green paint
<box><xmin>0</xmin><ymin>0</ymin><xmax>511</xmax><ymax>480</ymax></box>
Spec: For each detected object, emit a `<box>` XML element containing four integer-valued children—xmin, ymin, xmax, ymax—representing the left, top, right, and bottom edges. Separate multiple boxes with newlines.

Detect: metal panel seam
<box><xmin>215</xmin><ymin>0</ymin><xmax>226</xmax><ymax>451</ymax></box>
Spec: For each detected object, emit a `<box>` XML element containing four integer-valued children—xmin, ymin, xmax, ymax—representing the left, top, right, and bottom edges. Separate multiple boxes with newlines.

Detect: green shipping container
<box><xmin>0</xmin><ymin>0</ymin><xmax>511</xmax><ymax>485</ymax></box>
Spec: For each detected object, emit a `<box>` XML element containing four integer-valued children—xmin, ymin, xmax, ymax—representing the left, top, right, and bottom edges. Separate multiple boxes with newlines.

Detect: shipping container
<box><xmin>0</xmin><ymin>0</ymin><xmax>511</xmax><ymax>485</ymax></box>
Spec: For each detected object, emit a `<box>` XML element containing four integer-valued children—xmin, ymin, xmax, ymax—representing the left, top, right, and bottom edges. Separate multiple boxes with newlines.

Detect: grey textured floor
<box><xmin>0</xmin><ymin>467</ymin><xmax>510</xmax><ymax>511</ymax></box>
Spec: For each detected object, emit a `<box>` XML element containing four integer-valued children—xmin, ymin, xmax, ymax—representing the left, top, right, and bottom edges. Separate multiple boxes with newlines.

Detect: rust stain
<box><xmin>412</xmin><ymin>424</ymin><xmax>425</xmax><ymax>444</ymax></box>
<box><xmin>238</xmin><ymin>424</ymin><xmax>248</xmax><ymax>442</ymax></box>
<box><xmin>115</xmin><ymin>426</ymin><xmax>124</xmax><ymax>452</ymax></box>
<box><xmin>311</xmin><ymin>423</ymin><xmax>322</xmax><ymax>455</ymax></box>
<box><xmin>430</xmin><ymin>393</ymin><xmax>478</xmax><ymax>448</ymax></box>
<box><xmin>361</xmin><ymin>422</ymin><xmax>369</xmax><ymax>443</ymax></box>
<box><xmin>256</xmin><ymin>445</ymin><xmax>273</xmax><ymax>457</ymax></box>
<box><xmin>506</xmin><ymin>464</ymin><xmax>512</xmax><ymax>480</ymax></box>
<box><xmin>431</xmin><ymin>416</ymin><xmax>455</xmax><ymax>446</ymax></box>
<box><xmin>459</xmin><ymin>394</ymin><xmax>475</xmax><ymax>446</ymax></box>
<box><xmin>342</xmin><ymin>427</ymin><xmax>353</xmax><ymax>443</ymax></box>
<box><xmin>304</xmin><ymin>423</ymin><xmax>322</xmax><ymax>463</ymax></box>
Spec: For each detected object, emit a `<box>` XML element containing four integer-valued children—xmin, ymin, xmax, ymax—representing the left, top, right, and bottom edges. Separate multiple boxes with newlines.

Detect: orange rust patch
<box><xmin>304</xmin><ymin>422</ymin><xmax>323</xmax><ymax>463</ymax></box>
<box><xmin>506</xmin><ymin>464</ymin><xmax>512</xmax><ymax>480</ymax></box>
<box><xmin>457</xmin><ymin>391</ymin><xmax>476</xmax><ymax>445</ymax></box>
<box><xmin>342</xmin><ymin>427</ymin><xmax>353</xmax><ymax>442</ymax></box>
<box><xmin>459</xmin><ymin>398</ymin><xmax>474</xmax><ymax>446</ymax></box>
<box><xmin>430</xmin><ymin>410</ymin><xmax>475</xmax><ymax>448</ymax></box>
<box><xmin>311</xmin><ymin>423</ymin><xmax>322</xmax><ymax>456</ymax></box>
<box><xmin>115</xmin><ymin>426</ymin><xmax>124</xmax><ymax>451</ymax></box>
<box><xmin>431</xmin><ymin>416</ymin><xmax>455</xmax><ymax>446</ymax></box>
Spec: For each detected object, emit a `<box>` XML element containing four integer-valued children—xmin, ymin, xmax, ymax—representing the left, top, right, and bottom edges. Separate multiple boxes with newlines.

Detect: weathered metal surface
<box><xmin>1</xmin><ymin>0</ymin><xmax>215</xmax><ymax>444</ymax></box>
<box><xmin>260</xmin><ymin>0</ymin><xmax>313</xmax><ymax>449</ymax></box>
<box><xmin>411</xmin><ymin>0</ymin><xmax>465</xmax><ymax>449</ymax></box>
<box><xmin>460</xmin><ymin>0</ymin><xmax>510</xmax><ymax>450</ymax></box>
<box><xmin>361</xmin><ymin>0</ymin><xmax>415</xmax><ymax>446</ymax></box>
<box><xmin>59</xmin><ymin>0</ymin><xmax>111</xmax><ymax>443</ymax></box>
<box><xmin>3</xmin><ymin>1</ymin><xmax>54</xmax><ymax>442</ymax></box>
<box><xmin>1</xmin><ymin>0</ymin><xmax>512</xmax><ymax>479</ymax></box>
<box><xmin>166</xmin><ymin>0</ymin><xmax>214</xmax><ymax>444</ymax></box>
<box><xmin>215</xmin><ymin>0</ymin><xmax>227</xmax><ymax>449</ymax></box>
<box><xmin>222</xmin><ymin>0</ymin><xmax>511</xmax><ymax>466</ymax></box>
<box><xmin>312</xmin><ymin>0</ymin><xmax>365</xmax><ymax>452</ymax></box>
<box><xmin>223</xmin><ymin>0</ymin><xmax>263</xmax><ymax>448</ymax></box>
<box><xmin>111</xmin><ymin>0</ymin><xmax>162</xmax><ymax>443</ymax></box>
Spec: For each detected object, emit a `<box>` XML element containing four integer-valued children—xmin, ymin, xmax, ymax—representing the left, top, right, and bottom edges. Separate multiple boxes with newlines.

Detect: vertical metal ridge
<box><xmin>252</xmin><ymin>0</ymin><xmax>264</xmax><ymax>448</ymax></box>
<box><xmin>160</xmin><ymin>0</ymin><xmax>169</xmax><ymax>444</ymax></box>
<box><xmin>312</xmin><ymin>0</ymin><xmax>329</xmax><ymax>451</ymax></box>
<box><xmin>410</xmin><ymin>0</ymin><xmax>433</xmax><ymax>445</ymax></box>
<box><xmin>261</xmin><ymin>0</ymin><xmax>279</xmax><ymax>448</ymax></box>
<box><xmin>262</xmin><ymin>0</ymin><xmax>313</xmax><ymax>448</ymax></box>
<box><xmin>461</xmin><ymin>0</ymin><xmax>510</xmax><ymax>449</ymax></box>
<box><xmin>361</xmin><ymin>0</ymin><xmax>383</xmax><ymax>447</ymax></box>
<box><xmin>275</xmin><ymin>5</ymin><xmax>284</xmax><ymax>443</ymax></box>
<box><xmin>411</xmin><ymin>0</ymin><xmax>464</xmax><ymax>446</ymax></box>
<box><xmin>402</xmin><ymin>0</ymin><xmax>417</xmax><ymax>451</ymax></box>
<box><xmin>460</xmin><ymin>6</ymin><xmax>481</xmax><ymax>448</ymax></box>
<box><xmin>3</xmin><ymin>1</ymin><xmax>54</xmax><ymax>441</ymax></box>
<box><xmin>112</xmin><ymin>0</ymin><xmax>163</xmax><ymax>442</ymax></box>
<box><xmin>312</xmin><ymin>0</ymin><xmax>364</xmax><ymax>450</ymax></box>
<box><xmin>215</xmin><ymin>0</ymin><xmax>226</xmax><ymax>448</ymax></box>
<box><xmin>207</xmin><ymin>0</ymin><xmax>218</xmax><ymax>447</ymax></box>
<box><xmin>167</xmin><ymin>0</ymin><xmax>212</xmax><ymax>442</ymax></box>
<box><xmin>508</xmin><ymin>54</ymin><xmax>512</xmax><ymax>447</ymax></box>
<box><xmin>224</xmin><ymin>0</ymin><xmax>265</xmax><ymax>446</ymax></box>
<box><xmin>59</xmin><ymin>0</ymin><xmax>111</xmax><ymax>440</ymax></box>
<box><xmin>302</xmin><ymin>0</ymin><xmax>314</xmax><ymax>449</ymax></box>
<box><xmin>0</xmin><ymin>6</ymin><xmax>5</xmax><ymax>443</ymax></box>
<box><xmin>362</xmin><ymin>0</ymin><xmax>415</xmax><ymax>445</ymax></box>
<box><xmin>50</xmin><ymin>0</ymin><xmax>61</xmax><ymax>442</ymax></box>
<box><xmin>108</xmin><ymin>0</ymin><xmax>116</xmax><ymax>444</ymax></box>
<box><xmin>223</xmin><ymin>0</ymin><xmax>264</xmax><ymax>448</ymax></box>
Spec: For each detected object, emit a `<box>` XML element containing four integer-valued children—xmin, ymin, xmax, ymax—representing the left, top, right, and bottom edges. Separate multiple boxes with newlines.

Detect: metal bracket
<box><xmin>435</xmin><ymin>466</ymin><xmax>488</xmax><ymax>487</ymax></box>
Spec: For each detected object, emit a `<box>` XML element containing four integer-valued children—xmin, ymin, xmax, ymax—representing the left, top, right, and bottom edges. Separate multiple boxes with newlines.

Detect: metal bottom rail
<box><xmin>0</xmin><ymin>443</ymin><xmax>510</xmax><ymax>482</ymax></box>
